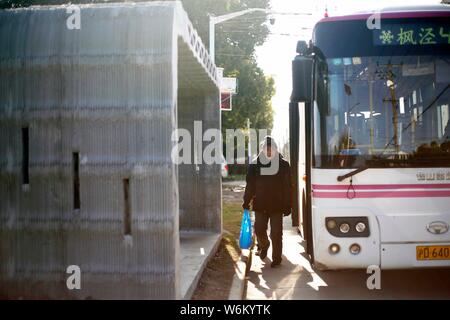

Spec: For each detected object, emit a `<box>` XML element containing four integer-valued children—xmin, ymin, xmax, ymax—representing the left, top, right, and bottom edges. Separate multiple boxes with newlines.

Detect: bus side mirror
<box><xmin>296</xmin><ymin>40</ymin><xmax>308</xmax><ymax>55</ymax></box>
<box><xmin>291</xmin><ymin>55</ymin><xmax>313</xmax><ymax>103</ymax></box>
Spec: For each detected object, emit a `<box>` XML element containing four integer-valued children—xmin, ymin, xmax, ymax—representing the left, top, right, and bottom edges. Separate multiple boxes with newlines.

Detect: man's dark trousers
<box><xmin>254</xmin><ymin>210</ymin><xmax>283</xmax><ymax>262</ymax></box>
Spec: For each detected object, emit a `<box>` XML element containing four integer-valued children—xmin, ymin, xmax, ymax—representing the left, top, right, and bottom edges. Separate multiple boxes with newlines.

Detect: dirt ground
<box><xmin>191</xmin><ymin>181</ymin><xmax>246</xmax><ymax>300</ymax></box>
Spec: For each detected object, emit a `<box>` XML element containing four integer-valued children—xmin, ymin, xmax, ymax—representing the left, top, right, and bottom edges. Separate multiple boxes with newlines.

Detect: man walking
<box><xmin>242</xmin><ymin>136</ymin><xmax>292</xmax><ymax>268</ymax></box>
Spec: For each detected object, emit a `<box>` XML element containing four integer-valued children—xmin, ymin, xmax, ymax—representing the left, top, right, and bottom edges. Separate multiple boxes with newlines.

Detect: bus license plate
<box><xmin>416</xmin><ymin>246</ymin><xmax>450</xmax><ymax>261</ymax></box>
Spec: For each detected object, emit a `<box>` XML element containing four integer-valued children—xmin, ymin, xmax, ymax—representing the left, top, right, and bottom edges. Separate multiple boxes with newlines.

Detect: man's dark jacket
<box><xmin>243</xmin><ymin>153</ymin><xmax>292</xmax><ymax>214</ymax></box>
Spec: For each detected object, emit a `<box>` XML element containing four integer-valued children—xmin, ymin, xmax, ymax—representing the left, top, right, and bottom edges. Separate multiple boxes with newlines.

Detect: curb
<box><xmin>228</xmin><ymin>247</ymin><xmax>252</xmax><ymax>300</ymax></box>
<box><xmin>183</xmin><ymin>233</ymin><xmax>222</xmax><ymax>300</ymax></box>
<box><xmin>228</xmin><ymin>211</ymin><xmax>255</xmax><ymax>300</ymax></box>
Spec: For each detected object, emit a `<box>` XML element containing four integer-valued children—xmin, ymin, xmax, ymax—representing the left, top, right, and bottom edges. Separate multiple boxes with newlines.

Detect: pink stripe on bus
<box><xmin>312</xmin><ymin>184</ymin><xmax>450</xmax><ymax>190</ymax></box>
<box><xmin>312</xmin><ymin>190</ymin><xmax>450</xmax><ymax>198</ymax></box>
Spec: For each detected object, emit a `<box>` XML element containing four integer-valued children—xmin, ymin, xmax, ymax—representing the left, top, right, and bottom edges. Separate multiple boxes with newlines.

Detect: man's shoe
<box><xmin>271</xmin><ymin>259</ymin><xmax>282</xmax><ymax>268</ymax></box>
<box><xmin>259</xmin><ymin>248</ymin><xmax>268</xmax><ymax>260</ymax></box>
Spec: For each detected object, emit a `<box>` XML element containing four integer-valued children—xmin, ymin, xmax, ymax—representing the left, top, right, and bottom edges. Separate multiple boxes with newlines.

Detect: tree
<box><xmin>221</xmin><ymin>59</ymin><xmax>274</xmax><ymax>132</ymax></box>
<box><xmin>179</xmin><ymin>0</ymin><xmax>274</xmax><ymax>135</ymax></box>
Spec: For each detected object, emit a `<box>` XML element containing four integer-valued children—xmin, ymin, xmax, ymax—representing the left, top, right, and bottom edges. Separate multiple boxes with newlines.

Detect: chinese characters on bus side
<box><xmin>416</xmin><ymin>171</ymin><xmax>450</xmax><ymax>181</ymax></box>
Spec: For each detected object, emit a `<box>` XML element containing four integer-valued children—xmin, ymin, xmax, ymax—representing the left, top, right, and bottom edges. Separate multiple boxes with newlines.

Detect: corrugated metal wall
<box><xmin>0</xmin><ymin>2</ymin><xmax>220</xmax><ymax>299</ymax></box>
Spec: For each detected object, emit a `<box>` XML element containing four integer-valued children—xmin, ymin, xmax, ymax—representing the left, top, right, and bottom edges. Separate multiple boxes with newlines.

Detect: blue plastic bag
<box><xmin>239</xmin><ymin>209</ymin><xmax>252</xmax><ymax>249</ymax></box>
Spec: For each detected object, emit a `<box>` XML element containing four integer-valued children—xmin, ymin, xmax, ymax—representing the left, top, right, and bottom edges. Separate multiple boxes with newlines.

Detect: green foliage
<box><xmin>180</xmin><ymin>0</ymin><xmax>275</xmax><ymax>133</ymax></box>
<box><xmin>222</xmin><ymin>200</ymin><xmax>244</xmax><ymax>239</ymax></box>
<box><xmin>222</xmin><ymin>59</ymin><xmax>274</xmax><ymax>132</ymax></box>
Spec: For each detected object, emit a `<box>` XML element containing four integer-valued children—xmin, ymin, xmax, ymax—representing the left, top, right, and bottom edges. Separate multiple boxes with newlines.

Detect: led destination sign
<box><xmin>374</xmin><ymin>23</ymin><xmax>450</xmax><ymax>46</ymax></box>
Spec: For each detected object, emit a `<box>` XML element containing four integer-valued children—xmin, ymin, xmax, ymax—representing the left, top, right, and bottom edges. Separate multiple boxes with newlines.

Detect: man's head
<box><xmin>261</xmin><ymin>136</ymin><xmax>278</xmax><ymax>160</ymax></box>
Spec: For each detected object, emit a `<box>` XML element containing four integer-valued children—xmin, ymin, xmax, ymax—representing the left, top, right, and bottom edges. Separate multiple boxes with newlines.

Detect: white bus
<box><xmin>289</xmin><ymin>4</ymin><xmax>450</xmax><ymax>269</ymax></box>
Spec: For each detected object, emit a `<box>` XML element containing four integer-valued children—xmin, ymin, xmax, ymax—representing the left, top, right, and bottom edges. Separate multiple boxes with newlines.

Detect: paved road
<box><xmin>245</xmin><ymin>216</ymin><xmax>450</xmax><ymax>299</ymax></box>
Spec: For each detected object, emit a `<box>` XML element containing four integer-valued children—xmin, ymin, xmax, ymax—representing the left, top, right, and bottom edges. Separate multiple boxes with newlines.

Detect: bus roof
<box><xmin>317</xmin><ymin>4</ymin><xmax>450</xmax><ymax>23</ymax></box>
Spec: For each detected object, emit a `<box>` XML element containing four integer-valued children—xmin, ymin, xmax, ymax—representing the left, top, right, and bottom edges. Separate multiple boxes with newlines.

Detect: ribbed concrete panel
<box><xmin>0</xmin><ymin>1</ymin><xmax>220</xmax><ymax>299</ymax></box>
<box><xmin>178</xmin><ymin>92</ymin><xmax>221</xmax><ymax>233</ymax></box>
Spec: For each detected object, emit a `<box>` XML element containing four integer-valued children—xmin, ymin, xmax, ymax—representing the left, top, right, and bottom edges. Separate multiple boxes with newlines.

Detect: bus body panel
<box><xmin>311</xmin><ymin>168</ymin><xmax>450</xmax><ymax>269</ymax></box>
<box><xmin>377</xmin><ymin>214</ymin><xmax>450</xmax><ymax>243</ymax></box>
<box><xmin>311</xmin><ymin>200</ymin><xmax>381</xmax><ymax>269</ymax></box>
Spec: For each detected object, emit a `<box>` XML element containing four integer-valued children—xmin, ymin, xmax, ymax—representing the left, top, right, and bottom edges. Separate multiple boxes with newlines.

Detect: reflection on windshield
<box><xmin>313</xmin><ymin>55</ymin><xmax>450</xmax><ymax>168</ymax></box>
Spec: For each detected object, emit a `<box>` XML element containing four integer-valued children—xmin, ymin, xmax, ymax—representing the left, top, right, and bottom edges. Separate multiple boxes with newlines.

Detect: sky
<box><xmin>255</xmin><ymin>0</ymin><xmax>443</xmax><ymax>148</ymax></box>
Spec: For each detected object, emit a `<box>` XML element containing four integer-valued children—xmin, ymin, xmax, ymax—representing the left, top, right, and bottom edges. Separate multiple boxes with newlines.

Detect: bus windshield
<box><xmin>313</xmin><ymin>54</ymin><xmax>450</xmax><ymax>168</ymax></box>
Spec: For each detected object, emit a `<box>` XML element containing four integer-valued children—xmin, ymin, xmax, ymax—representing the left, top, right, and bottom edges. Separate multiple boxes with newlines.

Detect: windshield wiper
<box><xmin>337</xmin><ymin>166</ymin><xmax>368</xmax><ymax>182</ymax></box>
<box><xmin>337</xmin><ymin>157</ymin><xmax>412</xmax><ymax>181</ymax></box>
<box><xmin>336</xmin><ymin>83</ymin><xmax>450</xmax><ymax>182</ymax></box>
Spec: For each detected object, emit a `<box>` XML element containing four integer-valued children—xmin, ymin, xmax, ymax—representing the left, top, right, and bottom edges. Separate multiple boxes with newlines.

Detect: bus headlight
<box><xmin>350</xmin><ymin>243</ymin><xmax>361</xmax><ymax>255</ymax></box>
<box><xmin>329</xmin><ymin>243</ymin><xmax>340</xmax><ymax>254</ymax></box>
<box><xmin>355</xmin><ymin>222</ymin><xmax>366</xmax><ymax>233</ymax></box>
<box><xmin>339</xmin><ymin>223</ymin><xmax>350</xmax><ymax>234</ymax></box>
<box><xmin>326</xmin><ymin>219</ymin><xmax>337</xmax><ymax>229</ymax></box>
<box><xmin>326</xmin><ymin>217</ymin><xmax>370</xmax><ymax>237</ymax></box>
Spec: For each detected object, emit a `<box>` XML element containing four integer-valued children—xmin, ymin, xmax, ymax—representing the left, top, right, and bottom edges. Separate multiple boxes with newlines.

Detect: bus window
<box><xmin>313</xmin><ymin>55</ymin><xmax>450</xmax><ymax>168</ymax></box>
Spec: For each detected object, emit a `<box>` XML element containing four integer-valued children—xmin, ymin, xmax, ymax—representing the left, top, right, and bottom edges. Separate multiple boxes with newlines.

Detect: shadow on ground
<box><xmin>246</xmin><ymin>219</ymin><xmax>450</xmax><ymax>300</ymax></box>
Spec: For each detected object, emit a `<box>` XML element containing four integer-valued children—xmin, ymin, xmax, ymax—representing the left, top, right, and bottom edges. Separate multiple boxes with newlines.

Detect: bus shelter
<box><xmin>0</xmin><ymin>1</ymin><xmax>221</xmax><ymax>299</ymax></box>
